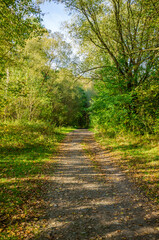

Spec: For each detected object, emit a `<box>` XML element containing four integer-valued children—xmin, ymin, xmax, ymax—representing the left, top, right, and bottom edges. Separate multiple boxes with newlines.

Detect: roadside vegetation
<box><xmin>94</xmin><ymin>130</ymin><xmax>159</xmax><ymax>203</ymax></box>
<box><xmin>0</xmin><ymin>120</ymin><xmax>73</xmax><ymax>239</ymax></box>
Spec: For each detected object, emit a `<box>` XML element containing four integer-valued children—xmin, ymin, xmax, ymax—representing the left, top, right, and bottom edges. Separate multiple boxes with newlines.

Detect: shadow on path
<box><xmin>34</xmin><ymin>130</ymin><xmax>159</xmax><ymax>240</ymax></box>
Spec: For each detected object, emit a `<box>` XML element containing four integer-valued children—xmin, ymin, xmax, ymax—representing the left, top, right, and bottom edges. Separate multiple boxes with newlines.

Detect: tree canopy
<box><xmin>51</xmin><ymin>0</ymin><xmax>159</xmax><ymax>133</ymax></box>
<box><xmin>0</xmin><ymin>0</ymin><xmax>42</xmax><ymax>73</ymax></box>
<box><xmin>0</xmin><ymin>0</ymin><xmax>159</xmax><ymax>132</ymax></box>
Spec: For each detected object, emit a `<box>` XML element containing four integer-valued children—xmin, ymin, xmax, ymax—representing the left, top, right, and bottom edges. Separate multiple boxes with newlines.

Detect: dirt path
<box><xmin>37</xmin><ymin>130</ymin><xmax>159</xmax><ymax>240</ymax></box>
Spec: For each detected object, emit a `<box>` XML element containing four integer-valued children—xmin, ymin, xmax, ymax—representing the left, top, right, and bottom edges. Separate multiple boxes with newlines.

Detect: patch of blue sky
<box><xmin>40</xmin><ymin>1</ymin><xmax>70</xmax><ymax>34</ymax></box>
<box><xmin>39</xmin><ymin>1</ymin><xmax>79</xmax><ymax>55</ymax></box>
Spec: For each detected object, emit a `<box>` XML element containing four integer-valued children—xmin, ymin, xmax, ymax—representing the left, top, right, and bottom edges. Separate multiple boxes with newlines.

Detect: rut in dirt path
<box><xmin>37</xmin><ymin>130</ymin><xmax>159</xmax><ymax>240</ymax></box>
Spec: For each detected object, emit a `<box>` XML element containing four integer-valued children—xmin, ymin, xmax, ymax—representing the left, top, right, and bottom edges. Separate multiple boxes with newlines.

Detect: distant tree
<box><xmin>0</xmin><ymin>32</ymin><xmax>88</xmax><ymax>126</ymax></box>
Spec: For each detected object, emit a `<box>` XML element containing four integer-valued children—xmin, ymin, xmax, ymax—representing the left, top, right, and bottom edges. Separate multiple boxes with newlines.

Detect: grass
<box><xmin>93</xmin><ymin>129</ymin><xmax>159</xmax><ymax>203</ymax></box>
<box><xmin>0</xmin><ymin>121</ymin><xmax>74</xmax><ymax>239</ymax></box>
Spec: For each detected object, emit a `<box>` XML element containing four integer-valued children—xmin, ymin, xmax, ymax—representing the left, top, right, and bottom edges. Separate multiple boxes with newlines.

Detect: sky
<box><xmin>39</xmin><ymin>1</ymin><xmax>71</xmax><ymax>35</ymax></box>
<box><xmin>39</xmin><ymin>1</ymin><xmax>79</xmax><ymax>53</ymax></box>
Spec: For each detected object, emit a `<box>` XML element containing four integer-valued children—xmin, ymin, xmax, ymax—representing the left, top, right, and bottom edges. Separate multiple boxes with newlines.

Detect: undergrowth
<box><xmin>93</xmin><ymin>129</ymin><xmax>159</xmax><ymax>203</ymax></box>
<box><xmin>0</xmin><ymin>120</ymin><xmax>73</xmax><ymax>239</ymax></box>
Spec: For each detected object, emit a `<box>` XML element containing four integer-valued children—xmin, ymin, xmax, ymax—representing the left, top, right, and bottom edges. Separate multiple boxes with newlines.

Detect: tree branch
<box><xmin>74</xmin><ymin>65</ymin><xmax>115</xmax><ymax>82</ymax></box>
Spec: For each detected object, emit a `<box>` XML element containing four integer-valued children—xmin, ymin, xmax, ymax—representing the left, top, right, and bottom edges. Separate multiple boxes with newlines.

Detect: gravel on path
<box><xmin>37</xmin><ymin>130</ymin><xmax>159</xmax><ymax>240</ymax></box>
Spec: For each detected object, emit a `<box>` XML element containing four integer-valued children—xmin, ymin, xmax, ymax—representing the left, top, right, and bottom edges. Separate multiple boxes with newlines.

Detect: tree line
<box><xmin>0</xmin><ymin>0</ymin><xmax>159</xmax><ymax>134</ymax></box>
<box><xmin>0</xmin><ymin>0</ymin><xmax>89</xmax><ymax>127</ymax></box>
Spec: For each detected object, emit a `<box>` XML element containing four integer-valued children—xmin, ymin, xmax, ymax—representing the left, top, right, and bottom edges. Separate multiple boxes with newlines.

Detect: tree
<box><xmin>50</xmin><ymin>0</ymin><xmax>159</xmax><ymax>133</ymax></box>
<box><xmin>54</xmin><ymin>0</ymin><xmax>158</xmax><ymax>91</ymax></box>
<box><xmin>0</xmin><ymin>0</ymin><xmax>42</xmax><ymax>74</ymax></box>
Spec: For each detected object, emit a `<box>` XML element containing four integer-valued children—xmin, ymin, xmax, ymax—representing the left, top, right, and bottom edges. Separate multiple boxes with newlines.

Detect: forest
<box><xmin>0</xmin><ymin>0</ymin><xmax>159</xmax><ymax>239</ymax></box>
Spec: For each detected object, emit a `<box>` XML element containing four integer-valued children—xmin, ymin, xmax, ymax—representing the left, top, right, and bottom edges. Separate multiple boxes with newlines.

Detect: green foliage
<box><xmin>39</xmin><ymin>68</ymin><xmax>88</xmax><ymax>127</ymax></box>
<box><xmin>89</xmin><ymin>61</ymin><xmax>159</xmax><ymax>135</ymax></box>
<box><xmin>61</xmin><ymin>0</ymin><xmax>159</xmax><ymax>89</ymax></box>
<box><xmin>0</xmin><ymin>33</ymin><xmax>88</xmax><ymax>127</ymax></box>
<box><xmin>0</xmin><ymin>120</ymin><xmax>73</xmax><ymax>239</ymax></box>
<box><xmin>58</xmin><ymin>0</ymin><xmax>159</xmax><ymax>134</ymax></box>
<box><xmin>0</xmin><ymin>0</ymin><xmax>43</xmax><ymax>73</ymax></box>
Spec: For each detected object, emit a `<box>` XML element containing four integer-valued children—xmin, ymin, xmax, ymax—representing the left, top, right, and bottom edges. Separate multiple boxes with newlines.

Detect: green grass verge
<box><xmin>0</xmin><ymin>121</ymin><xmax>74</xmax><ymax>239</ymax></box>
<box><xmin>93</xmin><ymin>129</ymin><xmax>159</xmax><ymax>203</ymax></box>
